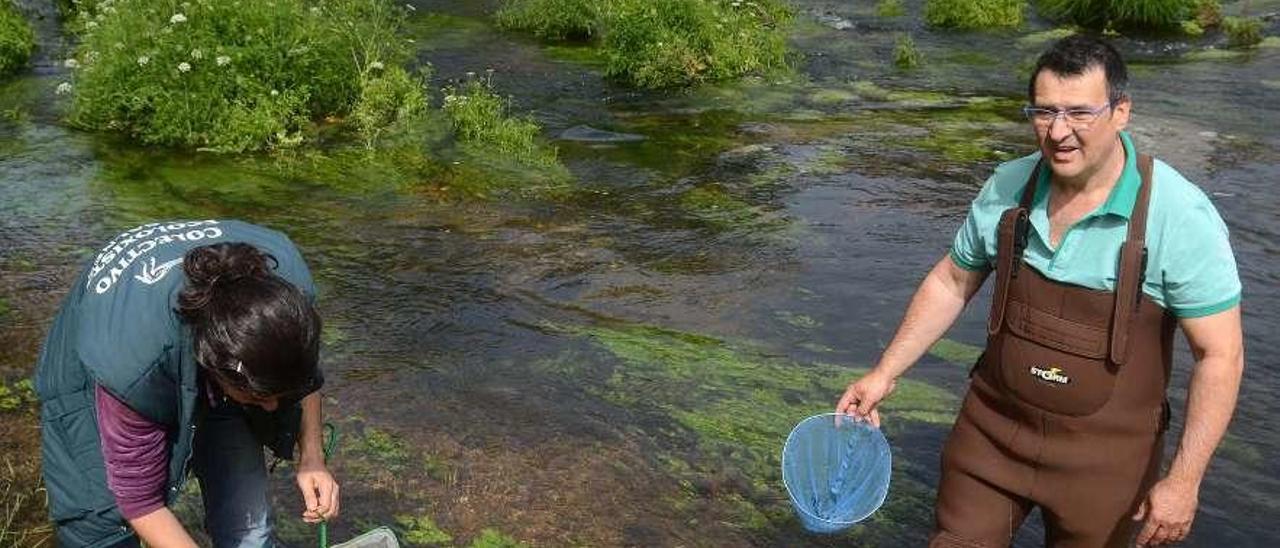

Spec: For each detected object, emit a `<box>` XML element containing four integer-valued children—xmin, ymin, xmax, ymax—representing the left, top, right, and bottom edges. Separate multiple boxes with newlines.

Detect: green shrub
<box><xmin>64</xmin><ymin>0</ymin><xmax>413</xmax><ymax>151</ymax></box>
<box><xmin>602</xmin><ymin>0</ymin><xmax>791</xmax><ymax>88</ymax></box>
<box><xmin>925</xmin><ymin>0</ymin><xmax>1025</xmax><ymax>29</ymax></box>
<box><xmin>893</xmin><ymin>33</ymin><xmax>922</xmax><ymax>68</ymax></box>
<box><xmin>0</xmin><ymin>1</ymin><xmax>34</xmax><ymax>78</ymax></box>
<box><xmin>1181</xmin><ymin>20</ymin><xmax>1205</xmax><ymax>36</ymax></box>
<box><xmin>496</xmin><ymin>0</ymin><xmax>603</xmax><ymax>40</ymax></box>
<box><xmin>442</xmin><ymin>77</ymin><xmax>558</xmax><ymax>169</ymax></box>
<box><xmin>876</xmin><ymin>0</ymin><xmax>906</xmax><ymax>18</ymax></box>
<box><xmin>352</xmin><ymin>65</ymin><xmax>430</xmax><ymax>148</ymax></box>
<box><xmin>1223</xmin><ymin>16</ymin><xmax>1263</xmax><ymax>48</ymax></box>
<box><xmin>1035</xmin><ymin>0</ymin><xmax>1194</xmax><ymax>30</ymax></box>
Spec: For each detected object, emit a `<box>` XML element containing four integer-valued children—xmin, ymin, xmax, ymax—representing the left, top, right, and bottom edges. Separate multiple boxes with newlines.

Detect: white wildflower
<box><xmin>216</xmin><ymin>55</ymin><xmax>231</xmax><ymax>66</ymax></box>
<box><xmin>56</xmin><ymin>82</ymin><xmax>73</xmax><ymax>95</ymax></box>
<box><xmin>404</xmin><ymin>3</ymin><xmax>415</xmax><ymax>11</ymax></box>
<box><xmin>369</xmin><ymin>61</ymin><xmax>384</xmax><ymax>70</ymax></box>
<box><xmin>190</xmin><ymin>49</ymin><xmax>203</xmax><ymax>60</ymax></box>
<box><xmin>137</xmin><ymin>55</ymin><xmax>150</xmax><ymax>66</ymax></box>
<box><xmin>170</xmin><ymin>13</ymin><xmax>187</xmax><ymax>24</ymax></box>
<box><xmin>270</xmin><ymin>89</ymin><xmax>279</xmax><ymax>96</ymax></box>
<box><xmin>86</xmin><ymin>21</ymin><xmax>99</xmax><ymax>29</ymax></box>
<box><xmin>64</xmin><ymin>58</ymin><xmax>81</xmax><ymax>69</ymax></box>
<box><xmin>310</xmin><ymin>6</ymin><xmax>321</xmax><ymax>15</ymax></box>
<box><xmin>177</xmin><ymin>62</ymin><xmax>191</xmax><ymax>72</ymax></box>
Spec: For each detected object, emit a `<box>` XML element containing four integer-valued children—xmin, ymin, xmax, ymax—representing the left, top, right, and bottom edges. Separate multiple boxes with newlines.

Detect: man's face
<box><xmin>1031</xmin><ymin>66</ymin><xmax>1130</xmax><ymax>182</ymax></box>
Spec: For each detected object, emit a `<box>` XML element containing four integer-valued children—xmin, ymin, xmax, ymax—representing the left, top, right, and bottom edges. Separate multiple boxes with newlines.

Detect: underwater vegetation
<box><xmin>540</xmin><ymin>321</ymin><xmax>960</xmax><ymax>538</ymax></box>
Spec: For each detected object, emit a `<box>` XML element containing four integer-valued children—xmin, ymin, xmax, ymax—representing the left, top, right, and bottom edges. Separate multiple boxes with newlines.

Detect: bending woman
<box><xmin>34</xmin><ymin>220</ymin><xmax>338</xmax><ymax>547</ymax></box>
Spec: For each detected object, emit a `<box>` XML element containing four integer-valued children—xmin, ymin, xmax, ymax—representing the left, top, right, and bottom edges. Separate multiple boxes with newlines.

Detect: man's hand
<box><xmin>1132</xmin><ymin>476</ymin><xmax>1199</xmax><ymax>546</ymax></box>
<box><xmin>296</xmin><ymin>459</ymin><xmax>340</xmax><ymax>523</ymax></box>
<box><xmin>835</xmin><ymin>370</ymin><xmax>897</xmax><ymax>427</ymax></box>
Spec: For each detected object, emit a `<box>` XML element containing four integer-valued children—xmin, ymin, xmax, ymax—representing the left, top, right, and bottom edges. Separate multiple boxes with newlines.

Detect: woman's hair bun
<box><xmin>178</xmin><ymin>243</ymin><xmax>277</xmax><ymax>316</ymax></box>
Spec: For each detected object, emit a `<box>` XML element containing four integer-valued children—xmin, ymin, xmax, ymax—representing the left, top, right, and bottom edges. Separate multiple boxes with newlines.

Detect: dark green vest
<box><xmin>34</xmin><ymin>220</ymin><xmax>317</xmax><ymax>547</ymax></box>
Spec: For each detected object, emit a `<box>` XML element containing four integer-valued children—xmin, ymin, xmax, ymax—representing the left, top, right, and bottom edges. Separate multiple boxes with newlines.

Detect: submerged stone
<box><xmin>557</xmin><ymin>124</ymin><xmax>647</xmax><ymax>143</ymax></box>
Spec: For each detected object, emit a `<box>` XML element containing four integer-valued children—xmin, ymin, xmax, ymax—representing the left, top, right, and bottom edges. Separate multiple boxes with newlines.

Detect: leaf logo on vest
<box><xmin>1029</xmin><ymin>365</ymin><xmax>1071</xmax><ymax>385</ymax></box>
<box><xmin>86</xmin><ymin>220</ymin><xmax>226</xmax><ymax>295</ymax></box>
<box><xmin>134</xmin><ymin>257</ymin><xmax>184</xmax><ymax>286</ymax></box>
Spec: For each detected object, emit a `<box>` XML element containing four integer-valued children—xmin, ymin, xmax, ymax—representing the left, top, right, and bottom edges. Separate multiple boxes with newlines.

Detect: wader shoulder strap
<box><xmin>1109</xmin><ymin>154</ymin><xmax>1154</xmax><ymax>365</ymax></box>
<box><xmin>987</xmin><ymin>162</ymin><xmax>1040</xmax><ymax>336</ymax></box>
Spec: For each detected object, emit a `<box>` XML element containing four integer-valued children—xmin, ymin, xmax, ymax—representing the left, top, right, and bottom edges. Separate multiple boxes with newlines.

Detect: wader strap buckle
<box><xmin>988</xmin><ymin>162</ymin><xmax>1041</xmax><ymax>336</ymax></box>
<box><xmin>1109</xmin><ymin>154</ymin><xmax>1155</xmax><ymax>365</ymax></box>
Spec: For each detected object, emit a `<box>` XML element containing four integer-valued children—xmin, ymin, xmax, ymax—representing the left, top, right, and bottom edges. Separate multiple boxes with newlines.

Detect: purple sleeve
<box><xmin>95</xmin><ymin>384</ymin><xmax>169</xmax><ymax>520</ymax></box>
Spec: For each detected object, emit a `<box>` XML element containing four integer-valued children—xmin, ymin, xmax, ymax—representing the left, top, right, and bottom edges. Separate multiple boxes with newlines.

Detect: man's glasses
<box><xmin>1022</xmin><ymin>102</ymin><xmax>1113</xmax><ymax>128</ymax></box>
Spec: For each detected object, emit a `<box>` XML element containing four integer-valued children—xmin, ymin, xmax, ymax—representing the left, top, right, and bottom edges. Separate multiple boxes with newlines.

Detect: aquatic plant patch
<box><xmin>499</xmin><ymin>0</ymin><xmax>792</xmax><ymax>88</ymax></box>
<box><xmin>1223</xmin><ymin>16</ymin><xmax>1264</xmax><ymax>49</ymax></box>
<box><xmin>63</xmin><ymin>0</ymin><xmax>414</xmax><ymax>151</ymax></box>
<box><xmin>1035</xmin><ymin>0</ymin><xmax>1194</xmax><ymax>30</ymax></box>
<box><xmin>442</xmin><ymin>77</ymin><xmax>563</xmax><ymax>176</ymax></box>
<box><xmin>925</xmin><ymin>0</ymin><xmax>1025</xmax><ymax>29</ymax></box>
<box><xmin>549</xmin><ymin>322</ymin><xmax>959</xmax><ymax>538</ymax></box>
<box><xmin>604</xmin><ymin>0</ymin><xmax>792</xmax><ymax>88</ymax></box>
<box><xmin>876</xmin><ymin>0</ymin><xmax>907</xmax><ymax>18</ymax></box>
<box><xmin>0</xmin><ymin>0</ymin><xmax>34</xmax><ymax>78</ymax></box>
<box><xmin>496</xmin><ymin>0</ymin><xmax>602</xmax><ymax>41</ymax></box>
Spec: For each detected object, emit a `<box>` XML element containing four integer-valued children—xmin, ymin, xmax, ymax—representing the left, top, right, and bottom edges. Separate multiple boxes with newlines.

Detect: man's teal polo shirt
<box><xmin>950</xmin><ymin>132</ymin><xmax>1241</xmax><ymax>318</ymax></box>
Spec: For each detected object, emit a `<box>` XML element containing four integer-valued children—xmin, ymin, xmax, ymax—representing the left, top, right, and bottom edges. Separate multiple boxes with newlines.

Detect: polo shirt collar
<box><xmin>1031</xmin><ymin>131</ymin><xmax>1141</xmax><ymax>220</ymax></box>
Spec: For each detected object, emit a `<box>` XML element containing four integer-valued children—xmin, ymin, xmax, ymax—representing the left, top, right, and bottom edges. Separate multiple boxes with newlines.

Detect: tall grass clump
<box><xmin>441</xmin><ymin>75</ymin><xmax>559</xmax><ymax>170</ymax></box>
<box><xmin>1035</xmin><ymin>0</ymin><xmax>1194</xmax><ymax>30</ymax></box>
<box><xmin>1222</xmin><ymin>16</ymin><xmax>1263</xmax><ymax>48</ymax></box>
<box><xmin>62</xmin><ymin>0</ymin><xmax>416</xmax><ymax>151</ymax></box>
<box><xmin>925</xmin><ymin>0</ymin><xmax>1025</xmax><ymax>29</ymax></box>
<box><xmin>894</xmin><ymin>34</ymin><xmax>922</xmax><ymax>68</ymax></box>
<box><xmin>603</xmin><ymin>0</ymin><xmax>791</xmax><ymax>88</ymax></box>
<box><xmin>0</xmin><ymin>1</ymin><xmax>34</xmax><ymax>78</ymax></box>
<box><xmin>351</xmin><ymin>65</ymin><xmax>431</xmax><ymax>149</ymax></box>
<box><xmin>496</xmin><ymin>0</ymin><xmax>602</xmax><ymax>41</ymax></box>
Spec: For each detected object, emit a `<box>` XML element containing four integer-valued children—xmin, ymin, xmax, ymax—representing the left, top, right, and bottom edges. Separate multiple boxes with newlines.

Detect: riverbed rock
<box><xmin>557</xmin><ymin>125</ymin><xmax>646</xmax><ymax>143</ymax></box>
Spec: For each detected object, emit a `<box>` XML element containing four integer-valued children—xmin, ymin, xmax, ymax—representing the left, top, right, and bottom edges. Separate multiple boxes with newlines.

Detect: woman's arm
<box><xmin>95</xmin><ymin>385</ymin><xmax>198</xmax><ymax>546</ymax></box>
<box><xmin>295</xmin><ymin>392</ymin><xmax>340</xmax><ymax>522</ymax></box>
<box><xmin>127</xmin><ymin>507</ymin><xmax>199</xmax><ymax>548</ymax></box>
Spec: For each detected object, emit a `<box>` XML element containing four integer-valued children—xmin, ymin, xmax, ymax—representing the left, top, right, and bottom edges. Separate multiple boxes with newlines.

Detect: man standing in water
<box><xmin>836</xmin><ymin>35</ymin><xmax>1243</xmax><ymax>547</ymax></box>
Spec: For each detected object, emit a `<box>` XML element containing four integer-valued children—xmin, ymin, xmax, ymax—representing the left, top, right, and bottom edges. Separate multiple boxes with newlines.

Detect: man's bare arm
<box><xmin>1134</xmin><ymin>305</ymin><xmax>1244</xmax><ymax>547</ymax></box>
<box><xmin>836</xmin><ymin>255</ymin><xmax>989</xmax><ymax>423</ymax></box>
<box><xmin>1170</xmin><ymin>305</ymin><xmax>1244</xmax><ymax>484</ymax></box>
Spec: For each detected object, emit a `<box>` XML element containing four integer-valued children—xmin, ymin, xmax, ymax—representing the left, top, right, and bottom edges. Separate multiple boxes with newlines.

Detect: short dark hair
<box><xmin>1028</xmin><ymin>34</ymin><xmax>1128</xmax><ymax>105</ymax></box>
<box><xmin>177</xmin><ymin>243</ymin><xmax>321</xmax><ymax>398</ymax></box>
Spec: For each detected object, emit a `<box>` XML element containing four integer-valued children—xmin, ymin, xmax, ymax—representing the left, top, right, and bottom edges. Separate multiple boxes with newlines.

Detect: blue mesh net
<box><xmin>781</xmin><ymin>413</ymin><xmax>892</xmax><ymax>534</ymax></box>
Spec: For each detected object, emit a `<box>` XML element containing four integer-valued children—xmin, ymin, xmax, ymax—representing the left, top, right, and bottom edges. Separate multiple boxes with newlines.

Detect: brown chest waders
<box><xmin>930</xmin><ymin>156</ymin><xmax>1178</xmax><ymax>548</ymax></box>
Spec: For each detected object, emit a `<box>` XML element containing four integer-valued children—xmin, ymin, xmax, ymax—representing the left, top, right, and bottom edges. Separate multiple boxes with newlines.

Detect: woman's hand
<box><xmin>296</xmin><ymin>459</ymin><xmax>340</xmax><ymax>523</ymax></box>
